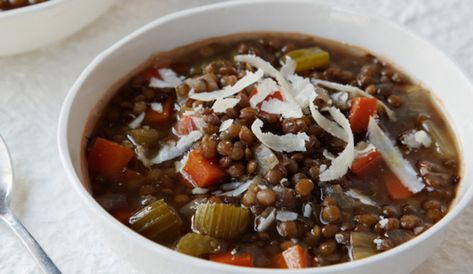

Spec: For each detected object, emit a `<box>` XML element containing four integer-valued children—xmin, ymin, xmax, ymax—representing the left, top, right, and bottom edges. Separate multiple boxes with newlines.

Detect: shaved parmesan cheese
<box><xmin>276</xmin><ymin>210</ymin><xmax>298</xmax><ymax>222</ymax></box>
<box><xmin>234</xmin><ymin>54</ymin><xmax>302</xmax><ymax>117</ymax></box>
<box><xmin>218</xmin><ymin>180</ymin><xmax>252</xmax><ymax>197</ymax></box>
<box><xmin>219</xmin><ymin>119</ymin><xmax>233</xmax><ymax>132</ymax></box>
<box><xmin>220</xmin><ymin>182</ymin><xmax>242</xmax><ymax>191</ymax></box>
<box><xmin>150</xmin><ymin>102</ymin><xmax>163</xmax><ymax>112</ymax></box>
<box><xmin>401</xmin><ymin>129</ymin><xmax>432</xmax><ymax>149</ymax></box>
<box><xmin>251</xmin><ymin>119</ymin><xmax>309</xmax><ymax>152</ymax></box>
<box><xmin>151</xmin><ymin>131</ymin><xmax>202</xmax><ymax>164</ymax></box>
<box><xmin>249</xmin><ymin>78</ymin><xmax>279</xmax><ymax>107</ymax></box>
<box><xmin>378</xmin><ymin>217</ymin><xmax>389</xmax><ymax>229</ymax></box>
<box><xmin>312</xmin><ymin>79</ymin><xmax>397</xmax><ymax>121</ymax></box>
<box><xmin>280</xmin><ymin>58</ymin><xmax>296</xmax><ymax>77</ymax></box>
<box><xmin>260</xmin><ymin>98</ymin><xmax>303</xmax><ymax>118</ymax></box>
<box><xmin>191</xmin><ymin>116</ymin><xmax>206</xmax><ymax>130</ymax></box>
<box><xmin>345</xmin><ymin>189</ymin><xmax>377</xmax><ymax>206</ymax></box>
<box><xmin>303</xmin><ymin>203</ymin><xmax>313</xmax><ymax>218</ymax></box>
<box><xmin>189</xmin><ymin>69</ymin><xmax>263</xmax><ymax>101</ymax></box>
<box><xmin>286</xmin><ymin>74</ymin><xmax>317</xmax><ymax>109</ymax></box>
<box><xmin>212</xmin><ymin>97</ymin><xmax>240</xmax><ymax>113</ymax></box>
<box><xmin>149</xmin><ymin>68</ymin><xmax>182</xmax><ymax>88</ymax></box>
<box><xmin>128</xmin><ymin>112</ymin><xmax>145</xmax><ymax>129</ymax></box>
<box><xmin>256</xmin><ymin>208</ymin><xmax>276</xmax><ymax>232</ymax></box>
<box><xmin>320</xmin><ymin>164</ymin><xmax>327</xmax><ymax>173</ymax></box>
<box><xmin>309</xmin><ymin>100</ymin><xmax>348</xmax><ymax>142</ymax></box>
<box><xmin>368</xmin><ymin>117</ymin><xmax>424</xmax><ymax>193</ymax></box>
<box><xmin>192</xmin><ymin>187</ymin><xmax>209</xmax><ymax>194</ymax></box>
<box><xmin>254</xmin><ymin>144</ymin><xmax>279</xmax><ymax>175</ymax></box>
<box><xmin>323</xmin><ymin>150</ymin><xmax>336</xmax><ymax>161</ymax></box>
<box><xmin>319</xmin><ymin>107</ymin><xmax>355</xmax><ymax>182</ymax></box>
<box><xmin>331</xmin><ymin>91</ymin><xmax>349</xmax><ymax>107</ymax></box>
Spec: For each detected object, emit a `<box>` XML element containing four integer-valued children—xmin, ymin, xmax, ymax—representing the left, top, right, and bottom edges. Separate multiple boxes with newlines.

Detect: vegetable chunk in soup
<box><xmin>86</xmin><ymin>33</ymin><xmax>460</xmax><ymax>268</ymax></box>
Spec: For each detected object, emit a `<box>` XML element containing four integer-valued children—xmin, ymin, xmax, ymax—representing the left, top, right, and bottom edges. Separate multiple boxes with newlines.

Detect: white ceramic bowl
<box><xmin>58</xmin><ymin>1</ymin><xmax>473</xmax><ymax>273</ymax></box>
<box><xmin>0</xmin><ymin>0</ymin><xmax>116</xmax><ymax>56</ymax></box>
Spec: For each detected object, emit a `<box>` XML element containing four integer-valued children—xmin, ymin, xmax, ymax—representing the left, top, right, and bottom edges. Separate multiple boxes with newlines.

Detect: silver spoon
<box><xmin>0</xmin><ymin>135</ymin><xmax>62</xmax><ymax>274</ymax></box>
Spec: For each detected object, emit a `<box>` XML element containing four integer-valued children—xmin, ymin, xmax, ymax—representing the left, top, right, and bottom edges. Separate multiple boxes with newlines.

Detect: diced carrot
<box><xmin>142</xmin><ymin>67</ymin><xmax>160</xmax><ymax>82</ymax></box>
<box><xmin>175</xmin><ymin>116</ymin><xmax>196</xmax><ymax>135</ymax></box>
<box><xmin>144</xmin><ymin>97</ymin><xmax>174</xmax><ymax>127</ymax></box>
<box><xmin>87</xmin><ymin>138</ymin><xmax>134</xmax><ymax>179</ymax></box>
<box><xmin>349</xmin><ymin>97</ymin><xmax>378</xmax><ymax>133</ymax></box>
<box><xmin>272</xmin><ymin>253</ymin><xmax>288</xmax><ymax>268</ymax></box>
<box><xmin>182</xmin><ymin>150</ymin><xmax>226</xmax><ymax>188</ymax></box>
<box><xmin>384</xmin><ymin>172</ymin><xmax>413</xmax><ymax>200</ymax></box>
<box><xmin>351</xmin><ymin>150</ymin><xmax>382</xmax><ymax>176</ymax></box>
<box><xmin>209</xmin><ymin>252</ymin><xmax>253</xmax><ymax>267</ymax></box>
<box><xmin>282</xmin><ymin>245</ymin><xmax>310</xmax><ymax>269</ymax></box>
<box><xmin>111</xmin><ymin>209</ymin><xmax>134</xmax><ymax>224</ymax></box>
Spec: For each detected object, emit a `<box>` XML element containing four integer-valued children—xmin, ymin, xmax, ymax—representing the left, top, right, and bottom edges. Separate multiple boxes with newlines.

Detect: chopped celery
<box><xmin>175</xmin><ymin>233</ymin><xmax>221</xmax><ymax>257</ymax></box>
<box><xmin>350</xmin><ymin>232</ymin><xmax>378</xmax><ymax>260</ymax></box>
<box><xmin>129</xmin><ymin>199</ymin><xmax>182</xmax><ymax>241</ymax></box>
<box><xmin>128</xmin><ymin>128</ymin><xmax>161</xmax><ymax>147</ymax></box>
<box><xmin>422</xmin><ymin>120</ymin><xmax>456</xmax><ymax>160</ymax></box>
<box><xmin>192</xmin><ymin>203</ymin><xmax>249</xmax><ymax>239</ymax></box>
<box><xmin>285</xmin><ymin>47</ymin><xmax>329</xmax><ymax>72</ymax></box>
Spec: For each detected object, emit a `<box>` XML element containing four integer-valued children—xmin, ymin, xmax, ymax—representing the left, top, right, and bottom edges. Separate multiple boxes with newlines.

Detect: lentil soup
<box><xmin>85</xmin><ymin>33</ymin><xmax>460</xmax><ymax>269</ymax></box>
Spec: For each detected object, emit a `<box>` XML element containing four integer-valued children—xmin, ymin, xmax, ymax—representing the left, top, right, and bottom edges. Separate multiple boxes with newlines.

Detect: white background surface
<box><xmin>0</xmin><ymin>0</ymin><xmax>472</xmax><ymax>273</ymax></box>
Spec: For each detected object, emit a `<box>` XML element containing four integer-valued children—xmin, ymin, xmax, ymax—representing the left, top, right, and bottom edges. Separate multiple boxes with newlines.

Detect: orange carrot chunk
<box><xmin>87</xmin><ymin>137</ymin><xmax>134</xmax><ymax>179</ymax></box>
<box><xmin>272</xmin><ymin>253</ymin><xmax>288</xmax><ymax>269</ymax></box>
<box><xmin>209</xmin><ymin>252</ymin><xmax>253</xmax><ymax>267</ymax></box>
<box><xmin>282</xmin><ymin>245</ymin><xmax>310</xmax><ymax>269</ymax></box>
<box><xmin>175</xmin><ymin>116</ymin><xmax>196</xmax><ymax>135</ymax></box>
<box><xmin>351</xmin><ymin>150</ymin><xmax>382</xmax><ymax>176</ymax></box>
<box><xmin>349</xmin><ymin>97</ymin><xmax>378</xmax><ymax>133</ymax></box>
<box><xmin>384</xmin><ymin>172</ymin><xmax>413</xmax><ymax>200</ymax></box>
<box><xmin>182</xmin><ymin>150</ymin><xmax>226</xmax><ymax>188</ymax></box>
<box><xmin>144</xmin><ymin>97</ymin><xmax>174</xmax><ymax>127</ymax></box>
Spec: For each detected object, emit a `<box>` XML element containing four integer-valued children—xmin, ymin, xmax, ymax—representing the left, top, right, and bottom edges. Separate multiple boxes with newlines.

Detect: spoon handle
<box><xmin>1</xmin><ymin>209</ymin><xmax>62</xmax><ymax>274</ymax></box>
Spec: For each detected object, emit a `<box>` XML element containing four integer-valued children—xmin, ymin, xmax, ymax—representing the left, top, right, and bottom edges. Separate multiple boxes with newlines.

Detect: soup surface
<box><xmin>86</xmin><ymin>33</ymin><xmax>460</xmax><ymax>268</ymax></box>
<box><xmin>0</xmin><ymin>0</ymin><xmax>47</xmax><ymax>11</ymax></box>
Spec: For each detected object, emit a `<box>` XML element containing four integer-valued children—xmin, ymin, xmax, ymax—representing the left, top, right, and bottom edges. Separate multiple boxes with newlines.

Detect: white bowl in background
<box><xmin>0</xmin><ymin>0</ymin><xmax>116</xmax><ymax>56</ymax></box>
<box><xmin>58</xmin><ymin>1</ymin><xmax>473</xmax><ymax>273</ymax></box>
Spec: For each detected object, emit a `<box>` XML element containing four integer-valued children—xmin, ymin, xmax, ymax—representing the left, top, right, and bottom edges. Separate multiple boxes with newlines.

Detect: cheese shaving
<box><xmin>189</xmin><ymin>69</ymin><xmax>263</xmax><ymax>101</ymax></box>
<box><xmin>251</xmin><ymin>119</ymin><xmax>309</xmax><ymax>152</ymax></box>
<box><xmin>151</xmin><ymin>131</ymin><xmax>202</xmax><ymax>164</ymax></box>
<box><xmin>319</xmin><ymin>107</ymin><xmax>355</xmax><ymax>182</ymax></box>
<box><xmin>312</xmin><ymin>79</ymin><xmax>397</xmax><ymax>121</ymax></box>
<box><xmin>309</xmin><ymin>100</ymin><xmax>348</xmax><ymax>142</ymax></box>
<box><xmin>254</xmin><ymin>144</ymin><xmax>279</xmax><ymax>175</ymax></box>
<box><xmin>280</xmin><ymin>58</ymin><xmax>296</xmax><ymax>77</ymax></box>
<box><xmin>219</xmin><ymin>119</ymin><xmax>233</xmax><ymax>132</ymax></box>
<box><xmin>401</xmin><ymin>129</ymin><xmax>432</xmax><ymax>149</ymax></box>
<box><xmin>367</xmin><ymin>117</ymin><xmax>424</xmax><ymax>193</ymax></box>
<box><xmin>150</xmin><ymin>102</ymin><xmax>163</xmax><ymax>112</ymax></box>
<box><xmin>249</xmin><ymin>78</ymin><xmax>279</xmax><ymax>107</ymax></box>
<box><xmin>191</xmin><ymin>116</ymin><xmax>206</xmax><ymax>130</ymax></box>
<box><xmin>286</xmin><ymin>74</ymin><xmax>317</xmax><ymax>109</ymax></box>
<box><xmin>128</xmin><ymin>112</ymin><xmax>145</xmax><ymax>129</ymax></box>
<box><xmin>345</xmin><ymin>189</ymin><xmax>377</xmax><ymax>206</ymax></box>
<box><xmin>217</xmin><ymin>180</ymin><xmax>252</xmax><ymax>197</ymax></box>
<box><xmin>149</xmin><ymin>68</ymin><xmax>183</xmax><ymax>88</ymax></box>
<box><xmin>234</xmin><ymin>54</ymin><xmax>302</xmax><ymax>117</ymax></box>
<box><xmin>212</xmin><ymin>97</ymin><xmax>240</xmax><ymax>113</ymax></box>
<box><xmin>276</xmin><ymin>210</ymin><xmax>298</xmax><ymax>222</ymax></box>
<box><xmin>256</xmin><ymin>208</ymin><xmax>276</xmax><ymax>232</ymax></box>
<box><xmin>260</xmin><ymin>98</ymin><xmax>303</xmax><ymax>118</ymax></box>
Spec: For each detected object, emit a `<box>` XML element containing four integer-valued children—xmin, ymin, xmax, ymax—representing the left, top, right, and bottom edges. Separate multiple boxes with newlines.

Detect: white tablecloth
<box><xmin>0</xmin><ymin>0</ymin><xmax>472</xmax><ymax>273</ymax></box>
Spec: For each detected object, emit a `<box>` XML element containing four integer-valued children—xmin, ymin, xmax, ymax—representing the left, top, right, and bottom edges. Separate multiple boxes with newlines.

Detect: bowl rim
<box><xmin>0</xmin><ymin>0</ymin><xmax>67</xmax><ymax>18</ymax></box>
<box><xmin>58</xmin><ymin>0</ymin><xmax>473</xmax><ymax>272</ymax></box>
